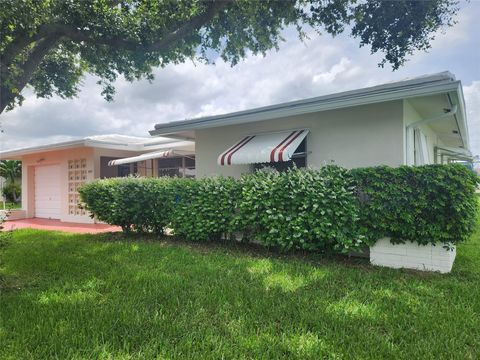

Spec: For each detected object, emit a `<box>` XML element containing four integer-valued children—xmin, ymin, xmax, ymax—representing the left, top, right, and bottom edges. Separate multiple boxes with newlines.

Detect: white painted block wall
<box><xmin>370</xmin><ymin>238</ymin><xmax>456</xmax><ymax>273</ymax></box>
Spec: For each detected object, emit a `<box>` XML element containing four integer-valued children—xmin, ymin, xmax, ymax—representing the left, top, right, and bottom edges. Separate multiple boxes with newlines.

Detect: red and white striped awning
<box><xmin>218</xmin><ymin>129</ymin><xmax>308</xmax><ymax>166</ymax></box>
<box><xmin>108</xmin><ymin>149</ymin><xmax>193</xmax><ymax>166</ymax></box>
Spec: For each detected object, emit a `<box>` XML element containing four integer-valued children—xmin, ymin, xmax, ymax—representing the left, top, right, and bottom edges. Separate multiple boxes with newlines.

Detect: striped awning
<box><xmin>108</xmin><ymin>149</ymin><xmax>192</xmax><ymax>166</ymax></box>
<box><xmin>218</xmin><ymin>129</ymin><xmax>308</xmax><ymax>166</ymax></box>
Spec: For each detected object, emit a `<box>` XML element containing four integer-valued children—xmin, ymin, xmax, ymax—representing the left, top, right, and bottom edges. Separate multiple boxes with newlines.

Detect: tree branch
<box><xmin>2</xmin><ymin>0</ymin><xmax>228</xmax><ymax>68</ymax></box>
<box><xmin>34</xmin><ymin>0</ymin><xmax>229</xmax><ymax>52</ymax></box>
<box><xmin>1</xmin><ymin>36</ymin><xmax>59</xmax><ymax>113</ymax></box>
<box><xmin>0</xmin><ymin>0</ymin><xmax>230</xmax><ymax>113</ymax></box>
<box><xmin>148</xmin><ymin>0</ymin><xmax>230</xmax><ymax>52</ymax></box>
<box><xmin>1</xmin><ymin>25</ymin><xmax>65</xmax><ymax>71</ymax></box>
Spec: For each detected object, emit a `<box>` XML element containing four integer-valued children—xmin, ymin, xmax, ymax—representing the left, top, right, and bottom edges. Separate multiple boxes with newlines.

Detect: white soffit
<box><xmin>218</xmin><ymin>129</ymin><xmax>308</xmax><ymax>166</ymax></box>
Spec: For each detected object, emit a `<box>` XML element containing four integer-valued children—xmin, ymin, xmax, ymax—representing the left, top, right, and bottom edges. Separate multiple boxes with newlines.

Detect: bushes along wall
<box><xmin>79</xmin><ymin>164</ymin><xmax>478</xmax><ymax>251</ymax></box>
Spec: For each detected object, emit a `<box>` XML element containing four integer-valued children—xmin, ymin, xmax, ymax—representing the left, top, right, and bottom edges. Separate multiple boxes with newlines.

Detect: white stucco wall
<box><xmin>195</xmin><ymin>101</ymin><xmax>404</xmax><ymax>178</ymax></box>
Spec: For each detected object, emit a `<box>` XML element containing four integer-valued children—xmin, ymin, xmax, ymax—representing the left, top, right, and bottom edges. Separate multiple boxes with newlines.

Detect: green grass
<box><xmin>1</xmin><ymin>222</ymin><xmax>480</xmax><ymax>360</ymax></box>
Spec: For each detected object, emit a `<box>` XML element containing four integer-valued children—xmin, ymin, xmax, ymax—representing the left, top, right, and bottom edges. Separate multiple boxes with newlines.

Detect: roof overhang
<box><xmin>404</xmin><ymin>82</ymin><xmax>469</xmax><ymax>151</ymax></box>
<box><xmin>150</xmin><ymin>72</ymin><xmax>467</xmax><ymax>146</ymax></box>
<box><xmin>0</xmin><ymin>139</ymin><xmax>86</xmax><ymax>160</ymax></box>
<box><xmin>447</xmin><ymin>84</ymin><xmax>469</xmax><ymax>150</ymax></box>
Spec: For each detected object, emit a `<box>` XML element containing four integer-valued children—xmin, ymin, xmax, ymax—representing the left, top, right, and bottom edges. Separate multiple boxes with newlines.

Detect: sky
<box><xmin>1</xmin><ymin>1</ymin><xmax>479</xmax><ymax>159</ymax></box>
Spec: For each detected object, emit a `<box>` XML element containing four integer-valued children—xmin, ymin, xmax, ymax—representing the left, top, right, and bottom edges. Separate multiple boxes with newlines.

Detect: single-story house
<box><xmin>0</xmin><ymin>71</ymin><xmax>471</xmax><ymax>226</ymax></box>
<box><xmin>150</xmin><ymin>71</ymin><xmax>471</xmax><ymax>178</ymax></box>
<box><xmin>0</xmin><ymin>135</ymin><xmax>194</xmax><ymax>223</ymax></box>
<box><xmin>0</xmin><ymin>71</ymin><xmax>472</xmax><ymax>272</ymax></box>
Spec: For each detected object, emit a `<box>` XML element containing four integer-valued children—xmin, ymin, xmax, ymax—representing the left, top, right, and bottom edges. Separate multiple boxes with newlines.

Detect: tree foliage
<box><xmin>0</xmin><ymin>160</ymin><xmax>21</xmax><ymax>184</ymax></box>
<box><xmin>0</xmin><ymin>160</ymin><xmax>22</xmax><ymax>203</ymax></box>
<box><xmin>0</xmin><ymin>0</ymin><xmax>459</xmax><ymax>113</ymax></box>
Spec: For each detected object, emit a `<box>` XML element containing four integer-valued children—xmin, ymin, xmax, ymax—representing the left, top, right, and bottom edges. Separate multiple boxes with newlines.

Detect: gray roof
<box><xmin>150</xmin><ymin>71</ymin><xmax>464</xmax><ymax>136</ymax></box>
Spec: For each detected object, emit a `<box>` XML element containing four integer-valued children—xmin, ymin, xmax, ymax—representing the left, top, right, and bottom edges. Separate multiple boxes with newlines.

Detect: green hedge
<box><xmin>78</xmin><ymin>178</ymin><xmax>123</xmax><ymax>229</ymax></box>
<box><xmin>238</xmin><ymin>166</ymin><xmax>362</xmax><ymax>252</ymax></box>
<box><xmin>170</xmin><ymin>177</ymin><xmax>240</xmax><ymax>242</ymax></box>
<box><xmin>79</xmin><ymin>177</ymin><xmax>174</xmax><ymax>234</ymax></box>
<box><xmin>351</xmin><ymin>164</ymin><xmax>479</xmax><ymax>247</ymax></box>
<box><xmin>79</xmin><ymin>164</ymin><xmax>478</xmax><ymax>251</ymax></box>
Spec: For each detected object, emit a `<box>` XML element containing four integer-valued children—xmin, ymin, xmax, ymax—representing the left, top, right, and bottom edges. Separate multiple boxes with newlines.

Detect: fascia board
<box><xmin>453</xmin><ymin>84</ymin><xmax>470</xmax><ymax>150</ymax></box>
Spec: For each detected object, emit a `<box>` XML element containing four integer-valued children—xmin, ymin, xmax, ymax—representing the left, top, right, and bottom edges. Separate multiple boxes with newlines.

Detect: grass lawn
<box><xmin>1</xmin><ymin>222</ymin><xmax>480</xmax><ymax>359</ymax></box>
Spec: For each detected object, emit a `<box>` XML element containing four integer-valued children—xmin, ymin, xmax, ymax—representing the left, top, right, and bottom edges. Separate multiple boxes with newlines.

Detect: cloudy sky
<box><xmin>1</xmin><ymin>1</ymin><xmax>479</xmax><ymax>158</ymax></box>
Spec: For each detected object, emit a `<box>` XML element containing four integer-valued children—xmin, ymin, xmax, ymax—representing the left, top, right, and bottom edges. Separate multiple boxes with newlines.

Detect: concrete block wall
<box><xmin>370</xmin><ymin>238</ymin><xmax>456</xmax><ymax>273</ymax></box>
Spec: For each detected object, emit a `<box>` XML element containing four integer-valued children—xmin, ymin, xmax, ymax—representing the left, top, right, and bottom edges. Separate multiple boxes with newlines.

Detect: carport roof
<box><xmin>0</xmin><ymin>134</ymin><xmax>192</xmax><ymax>159</ymax></box>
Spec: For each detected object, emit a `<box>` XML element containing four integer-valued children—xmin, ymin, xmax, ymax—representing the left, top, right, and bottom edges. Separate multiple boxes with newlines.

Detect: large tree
<box><xmin>0</xmin><ymin>0</ymin><xmax>458</xmax><ymax>114</ymax></box>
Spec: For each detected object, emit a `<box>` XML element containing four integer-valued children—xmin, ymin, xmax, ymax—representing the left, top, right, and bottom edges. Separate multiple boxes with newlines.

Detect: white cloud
<box><xmin>313</xmin><ymin>57</ymin><xmax>361</xmax><ymax>84</ymax></box>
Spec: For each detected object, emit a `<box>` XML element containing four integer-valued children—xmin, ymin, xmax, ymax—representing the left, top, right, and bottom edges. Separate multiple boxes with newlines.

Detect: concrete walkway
<box><xmin>2</xmin><ymin>218</ymin><xmax>121</xmax><ymax>234</ymax></box>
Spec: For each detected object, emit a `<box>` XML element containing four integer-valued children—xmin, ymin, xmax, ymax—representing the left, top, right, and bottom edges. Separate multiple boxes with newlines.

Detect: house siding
<box><xmin>195</xmin><ymin>100</ymin><xmax>404</xmax><ymax>178</ymax></box>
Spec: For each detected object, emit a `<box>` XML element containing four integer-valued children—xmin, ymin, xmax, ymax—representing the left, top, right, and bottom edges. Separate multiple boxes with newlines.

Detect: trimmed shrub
<box><xmin>112</xmin><ymin>177</ymin><xmax>175</xmax><ymax>234</ymax></box>
<box><xmin>351</xmin><ymin>164</ymin><xmax>479</xmax><ymax>247</ymax></box>
<box><xmin>79</xmin><ymin>177</ymin><xmax>174</xmax><ymax>234</ymax></box>
<box><xmin>78</xmin><ymin>178</ymin><xmax>123</xmax><ymax>228</ymax></box>
<box><xmin>237</xmin><ymin>166</ymin><xmax>363</xmax><ymax>252</ymax></box>
<box><xmin>79</xmin><ymin>164</ymin><xmax>478</xmax><ymax>251</ymax></box>
<box><xmin>170</xmin><ymin>177</ymin><xmax>240</xmax><ymax>241</ymax></box>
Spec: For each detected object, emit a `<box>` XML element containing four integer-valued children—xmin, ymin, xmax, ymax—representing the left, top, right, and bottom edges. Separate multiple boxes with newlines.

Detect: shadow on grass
<box><xmin>1</xmin><ymin>228</ymin><xmax>479</xmax><ymax>359</ymax></box>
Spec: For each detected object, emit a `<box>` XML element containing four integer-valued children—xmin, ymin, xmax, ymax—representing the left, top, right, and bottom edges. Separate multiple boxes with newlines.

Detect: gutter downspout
<box><xmin>405</xmin><ymin>105</ymin><xmax>458</xmax><ymax>165</ymax></box>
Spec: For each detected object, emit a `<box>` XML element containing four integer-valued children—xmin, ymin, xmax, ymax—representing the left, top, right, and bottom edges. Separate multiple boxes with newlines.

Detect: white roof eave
<box><xmin>451</xmin><ymin>83</ymin><xmax>470</xmax><ymax>150</ymax></box>
<box><xmin>150</xmin><ymin>76</ymin><xmax>461</xmax><ymax>136</ymax></box>
<box><xmin>0</xmin><ymin>135</ymin><xmax>195</xmax><ymax>160</ymax></box>
<box><xmin>0</xmin><ymin>139</ymin><xmax>86</xmax><ymax>159</ymax></box>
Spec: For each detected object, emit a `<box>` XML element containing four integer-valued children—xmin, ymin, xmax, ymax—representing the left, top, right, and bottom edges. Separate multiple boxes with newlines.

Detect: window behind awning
<box><xmin>217</xmin><ymin>129</ymin><xmax>309</xmax><ymax>166</ymax></box>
